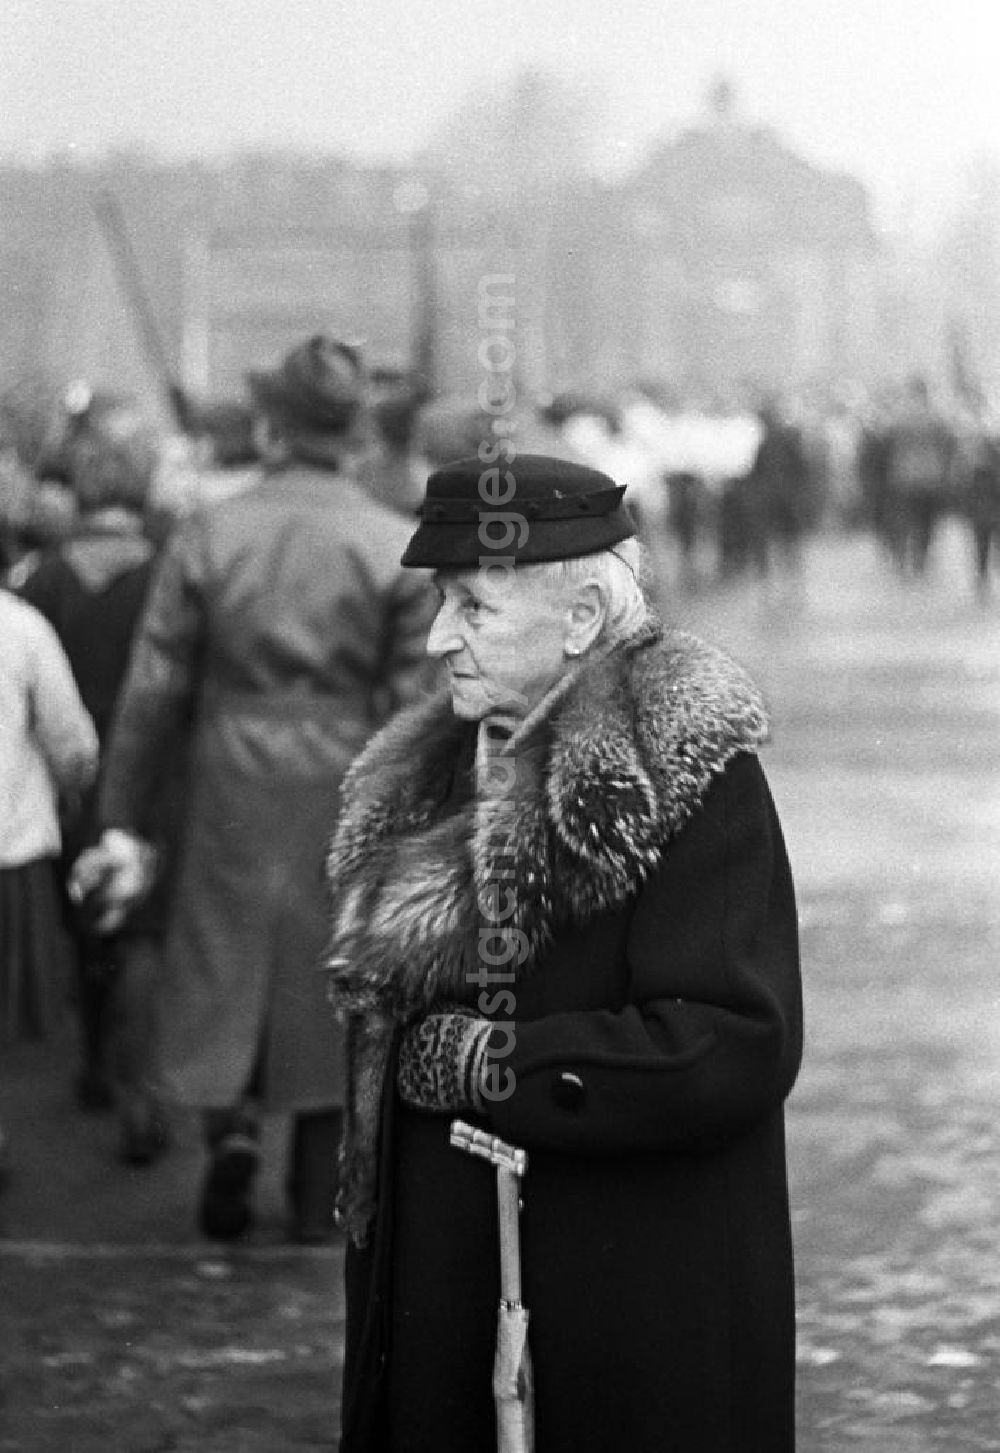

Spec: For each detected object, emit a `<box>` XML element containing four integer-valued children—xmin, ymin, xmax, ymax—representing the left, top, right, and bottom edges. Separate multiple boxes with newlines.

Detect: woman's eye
<box><xmin>461</xmin><ymin>597</ymin><xmax>482</xmax><ymax>617</ymax></box>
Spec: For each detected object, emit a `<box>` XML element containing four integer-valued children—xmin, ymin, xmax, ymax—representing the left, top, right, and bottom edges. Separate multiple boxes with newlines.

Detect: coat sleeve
<box><xmin>26</xmin><ymin>609</ymin><xmax>99</xmax><ymax>794</ymax></box>
<box><xmin>483</xmin><ymin>753</ymin><xmax>803</xmax><ymax>1155</ymax></box>
<box><xmin>97</xmin><ymin>516</ymin><xmax>206</xmax><ymax>836</ymax></box>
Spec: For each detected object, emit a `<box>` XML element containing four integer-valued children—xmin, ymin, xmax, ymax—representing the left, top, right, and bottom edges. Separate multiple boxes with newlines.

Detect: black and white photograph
<box><xmin>1</xmin><ymin>2</ymin><xmax>998</xmax><ymax>1449</ymax></box>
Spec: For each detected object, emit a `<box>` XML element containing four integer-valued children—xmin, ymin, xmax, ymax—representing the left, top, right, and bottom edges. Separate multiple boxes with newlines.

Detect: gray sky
<box><xmin>4</xmin><ymin>0</ymin><xmax>997</xmax><ymax>231</ymax></box>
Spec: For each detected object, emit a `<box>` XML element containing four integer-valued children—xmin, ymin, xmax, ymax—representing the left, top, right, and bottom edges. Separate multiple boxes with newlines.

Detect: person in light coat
<box><xmin>1</xmin><ymin>589</ymin><xmax>98</xmax><ymax>1180</ymax></box>
<box><xmin>96</xmin><ymin>336</ymin><xmax>435</xmax><ymax>1243</ymax></box>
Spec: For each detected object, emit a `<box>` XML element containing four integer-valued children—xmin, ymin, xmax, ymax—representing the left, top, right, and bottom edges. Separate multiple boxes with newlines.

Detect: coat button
<box><xmin>552</xmin><ymin>1071</ymin><xmax>585</xmax><ymax>1111</ymax></box>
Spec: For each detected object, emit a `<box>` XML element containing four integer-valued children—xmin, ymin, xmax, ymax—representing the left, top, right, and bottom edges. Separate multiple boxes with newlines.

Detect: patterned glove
<box><xmin>396</xmin><ymin>1009</ymin><xmax>492</xmax><ymax>1114</ymax></box>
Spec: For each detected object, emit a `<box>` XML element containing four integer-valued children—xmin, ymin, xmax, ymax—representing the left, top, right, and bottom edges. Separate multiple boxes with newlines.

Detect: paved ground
<box><xmin>677</xmin><ymin>522</ymin><xmax>1000</xmax><ymax>1452</ymax></box>
<box><xmin>1</xmin><ymin>519</ymin><xmax>998</xmax><ymax>1450</ymax></box>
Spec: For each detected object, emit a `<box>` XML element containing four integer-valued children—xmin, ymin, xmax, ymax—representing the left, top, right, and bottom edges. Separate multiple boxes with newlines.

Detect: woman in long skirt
<box><xmin>0</xmin><ymin>589</ymin><xmax>97</xmax><ymax>1177</ymax></box>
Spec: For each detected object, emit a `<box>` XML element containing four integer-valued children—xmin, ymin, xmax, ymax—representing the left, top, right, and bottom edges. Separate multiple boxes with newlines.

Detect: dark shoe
<box><xmin>75</xmin><ymin>1068</ymin><xmax>115</xmax><ymax>1112</ymax></box>
<box><xmin>119</xmin><ymin>1104</ymin><xmax>171</xmax><ymax>1167</ymax></box>
<box><xmin>198</xmin><ymin>1133</ymin><xmax>260</xmax><ymax>1241</ymax></box>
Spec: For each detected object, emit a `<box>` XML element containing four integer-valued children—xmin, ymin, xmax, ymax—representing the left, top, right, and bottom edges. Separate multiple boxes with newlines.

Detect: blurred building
<box><xmin>0</xmin><ymin>85</ymin><xmax>978</xmax><ymax>413</ymax></box>
<box><xmin>180</xmin><ymin>89</ymin><xmax>884</xmax><ymax>407</ymax></box>
<box><xmin>600</xmin><ymin>81</ymin><xmax>882</xmax><ymax>398</ymax></box>
<box><xmin>420</xmin><ymin>82</ymin><xmax>883</xmax><ymax>401</ymax></box>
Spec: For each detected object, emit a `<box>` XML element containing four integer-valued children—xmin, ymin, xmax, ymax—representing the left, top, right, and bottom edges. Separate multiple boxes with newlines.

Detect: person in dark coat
<box><xmin>961</xmin><ymin>416</ymin><xmax>1000</xmax><ymax>596</ymax></box>
<box><xmin>327</xmin><ymin>454</ymin><xmax>804</xmax><ymax>1452</ymax></box>
<box><xmin>882</xmin><ymin>375</ymin><xmax>956</xmax><ymax>575</ymax></box>
<box><xmin>16</xmin><ymin>394</ymin><xmax>173</xmax><ymax>1162</ymax></box>
<box><xmin>857</xmin><ymin>407</ymin><xmax>893</xmax><ymax>558</ymax></box>
<box><xmin>743</xmin><ymin>397</ymin><xmax>816</xmax><ymax>580</ymax></box>
<box><xmin>95</xmin><ymin>336</ymin><xmax>436</xmax><ymax>1243</ymax></box>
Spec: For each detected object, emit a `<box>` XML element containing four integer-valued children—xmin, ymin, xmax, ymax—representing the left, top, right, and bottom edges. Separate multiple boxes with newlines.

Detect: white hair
<box><xmin>526</xmin><ymin>536</ymin><xmax>650</xmax><ymax>644</ymax></box>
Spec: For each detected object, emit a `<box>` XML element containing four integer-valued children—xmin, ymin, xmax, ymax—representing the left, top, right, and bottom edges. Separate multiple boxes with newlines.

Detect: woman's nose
<box><xmin>426</xmin><ymin>603</ymin><xmax>463</xmax><ymax>659</ymax></box>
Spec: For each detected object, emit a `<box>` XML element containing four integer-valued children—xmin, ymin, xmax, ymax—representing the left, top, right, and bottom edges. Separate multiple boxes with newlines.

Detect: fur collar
<box><xmin>326</xmin><ymin>622</ymin><xmax>768</xmax><ymax>1020</ymax></box>
<box><xmin>326</xmin><ymin>621</ymin><xmax>768</xmax><ymax>1242</ymax></box>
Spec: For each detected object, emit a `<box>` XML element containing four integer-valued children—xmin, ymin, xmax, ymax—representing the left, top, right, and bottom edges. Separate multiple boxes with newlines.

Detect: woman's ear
<box><xmin>564</xmin><ymin>581</ymin><xmax>607</xmax><ymax>658</ymax></box>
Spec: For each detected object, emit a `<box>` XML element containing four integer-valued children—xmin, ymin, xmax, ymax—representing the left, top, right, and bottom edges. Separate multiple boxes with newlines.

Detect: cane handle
<box><xmin>450</xmin><ymin>1119</ymin><xmax>528</xmax><ymax>1177</ymax></box>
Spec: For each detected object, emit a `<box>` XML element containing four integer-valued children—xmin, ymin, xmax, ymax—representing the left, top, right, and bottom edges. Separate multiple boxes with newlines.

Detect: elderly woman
<box><xmin>327</xmin><ymin>455</ymin><xmax>803</xmax><ymax>1453</ymax></box>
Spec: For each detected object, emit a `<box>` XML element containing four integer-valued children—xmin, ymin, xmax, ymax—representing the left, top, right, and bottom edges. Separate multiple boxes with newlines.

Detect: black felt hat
<box><xmin>246</xmin><ymin>335</ymin><xmax>363</xmax><ymax>435</ymax></box>
<box><xmin>401</xmin><ymin>453</ymin><xmax>636</xmax><ymax>568</ymax></box>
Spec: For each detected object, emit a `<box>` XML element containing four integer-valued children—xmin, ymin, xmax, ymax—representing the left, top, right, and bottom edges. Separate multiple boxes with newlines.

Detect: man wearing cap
<box><xmin>94</xmin><ymin>336</ymin><xmax>435</xmax><ymax>1243</ymax></box>
<box><xmin>327</xmin><ymin>454</ymin><xmax>803</xmax><ymax>1451</ymax></box>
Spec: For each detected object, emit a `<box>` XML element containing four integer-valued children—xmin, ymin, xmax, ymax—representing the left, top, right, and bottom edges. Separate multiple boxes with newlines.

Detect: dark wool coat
<box><xmin>99</xmin><ymin>465</ymin><xmax>434</xmax><ymax>1110</ymax></box>
<box><xmin>327</xmin><ymin>625</ymin><xmax>803</xmax><ymax>1453</ymax></box>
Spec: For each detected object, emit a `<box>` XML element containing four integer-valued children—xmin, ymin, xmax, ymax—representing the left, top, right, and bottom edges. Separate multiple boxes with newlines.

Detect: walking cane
<box><xmin>450</xmin><ymin>1120</ymin><xmax>534</xmax><ymax>1453</ymax></box>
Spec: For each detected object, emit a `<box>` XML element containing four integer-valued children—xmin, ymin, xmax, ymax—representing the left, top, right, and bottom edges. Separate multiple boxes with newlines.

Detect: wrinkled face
<box><xmin>428</xmin><ymin>567</ymin><xmax>570</xmax><ymax>720</ymax></box>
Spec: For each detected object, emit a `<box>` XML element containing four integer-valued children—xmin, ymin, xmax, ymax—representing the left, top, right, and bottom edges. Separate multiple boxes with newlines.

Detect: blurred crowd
<box><xmin>1</xmin><ymin>343</ymin><xmax>998</xmax><ymax>1231</ymax></box>
<box><xmin>7</xmin><ymin>366</ymin><xmax>999</xmax><ymax>606</ymax></box>
<box><xmin>5</xmin><ymin>365</ymin><xmax>999</xmax><ymax>599</ymax></box>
